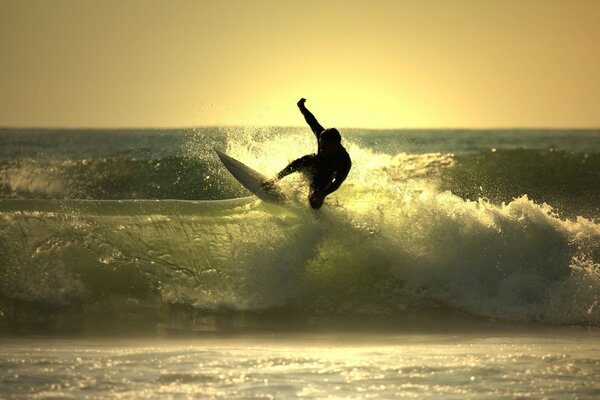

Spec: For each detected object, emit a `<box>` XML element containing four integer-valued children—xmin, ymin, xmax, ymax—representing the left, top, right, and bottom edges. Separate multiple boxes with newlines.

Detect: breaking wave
<box><xmin>0</xmin><ymin>128</ymin><xmax>599</xmax><ymax>332</ymax></box>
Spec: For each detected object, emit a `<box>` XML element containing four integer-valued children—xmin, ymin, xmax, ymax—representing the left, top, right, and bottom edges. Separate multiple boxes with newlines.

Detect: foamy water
<box><xmin>2</xmin><ymin>333</ymin><xmax>600</xmax><ymax>399</ymax></box>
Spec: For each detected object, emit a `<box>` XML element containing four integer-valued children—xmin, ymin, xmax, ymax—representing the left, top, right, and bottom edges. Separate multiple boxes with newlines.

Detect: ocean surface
<box><xmin>1</xmin><ymin>127</ymin><xmax>599</xmax><ymax>398</ymax></box>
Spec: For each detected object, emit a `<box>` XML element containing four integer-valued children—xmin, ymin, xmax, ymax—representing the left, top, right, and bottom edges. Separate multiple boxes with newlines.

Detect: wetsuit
<box><xmin>276</xmin><ymin>102</ymin><xmax>351</xmax><ymax>200</ymax></box>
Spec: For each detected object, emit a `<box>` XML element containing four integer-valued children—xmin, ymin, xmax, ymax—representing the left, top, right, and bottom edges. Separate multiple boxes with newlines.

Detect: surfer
<box><xmin>265</xmin><ymin>98</ymin><xmax>351</xmax><ymax>209</ymax></box>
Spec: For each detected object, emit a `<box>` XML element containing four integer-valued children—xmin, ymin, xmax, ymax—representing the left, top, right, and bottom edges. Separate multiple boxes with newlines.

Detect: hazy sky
<box><xmin>1</xmin><ymin>0</ymin><xmax>599</xmax><ymax>128</ymax></box>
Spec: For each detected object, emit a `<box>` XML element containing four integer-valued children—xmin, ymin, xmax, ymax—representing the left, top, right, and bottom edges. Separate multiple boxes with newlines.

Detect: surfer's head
<box><xmin>319</xmin><ymin>128</ymin><xmax>342</xmax><ymax>155</ymax></box>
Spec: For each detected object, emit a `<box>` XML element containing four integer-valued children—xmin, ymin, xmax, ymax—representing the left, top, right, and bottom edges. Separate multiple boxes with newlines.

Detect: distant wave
<box><xmin>1</xmin><ymin>149</ymin><xmax>598</xmax><ymax>219</ymax></box>
<box><xmin>438</xmin><ymin>149</ymin><xmax>600</xmax><ymax>219</ymax></box>
<box><xmin>0</xmin><ymin>156</ymin><xmax>247</xmax><ymax>200</ymax></box>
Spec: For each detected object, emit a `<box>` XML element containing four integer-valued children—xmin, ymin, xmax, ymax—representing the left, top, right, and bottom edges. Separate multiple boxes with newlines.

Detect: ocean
<box><xmin>0</xmin><ymin>127</ymin><xmax>599</xmax><ymax>398</ymax></box>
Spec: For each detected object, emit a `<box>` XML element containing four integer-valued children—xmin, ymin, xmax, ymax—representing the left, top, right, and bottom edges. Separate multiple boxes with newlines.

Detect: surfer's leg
<box><xmin>307</xmin><ymin>178</ymin><xmax>325</xmax><ymax>209</ymax></box>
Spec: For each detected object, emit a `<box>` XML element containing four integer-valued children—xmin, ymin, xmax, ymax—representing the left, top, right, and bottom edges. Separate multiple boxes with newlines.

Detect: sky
<box><xmin>1</xmin><ymin>0</ymin><xmax>599</xmax><ymax>129</ymax></box>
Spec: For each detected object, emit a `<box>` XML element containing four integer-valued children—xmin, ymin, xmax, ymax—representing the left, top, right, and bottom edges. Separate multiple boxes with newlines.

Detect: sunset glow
<box><xmin>1</xmin><ymin>0</ymin><xmax>599</xmax><ymax>128</ymax></box>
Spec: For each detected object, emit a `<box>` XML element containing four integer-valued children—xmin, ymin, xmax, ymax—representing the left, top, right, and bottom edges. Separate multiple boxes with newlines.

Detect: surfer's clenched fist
<box><xmin>297</xmin><ymin>98</ymin><xmax>306</xmax><ymax>107</ymax></box>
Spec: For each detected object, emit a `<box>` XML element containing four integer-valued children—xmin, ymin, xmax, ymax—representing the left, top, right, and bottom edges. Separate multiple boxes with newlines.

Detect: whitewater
<box><xmin>1</xmin><ymin>127</ymin><xmax>599</xmax><ymax>398</ymax></box>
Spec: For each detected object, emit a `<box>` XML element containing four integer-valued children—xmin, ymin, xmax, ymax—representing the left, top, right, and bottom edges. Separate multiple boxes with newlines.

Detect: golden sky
<box><xmin>1</xmin><ymin>0</ymin><xmax>599</xmax><ymax>128</ymax></box>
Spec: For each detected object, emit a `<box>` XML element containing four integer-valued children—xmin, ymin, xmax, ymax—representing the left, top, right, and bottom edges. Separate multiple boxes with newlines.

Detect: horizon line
<box><xmin>1</xmin><ymin>125</ymin><xmax>599</xmax><ymax>131</ymax></box>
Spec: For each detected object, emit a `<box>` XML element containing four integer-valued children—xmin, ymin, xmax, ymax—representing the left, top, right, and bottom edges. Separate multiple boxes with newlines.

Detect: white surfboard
<box><xmin>215</xmin><ymin>149</ymin><xmax>288</xmax><ymax>204</ymax></box>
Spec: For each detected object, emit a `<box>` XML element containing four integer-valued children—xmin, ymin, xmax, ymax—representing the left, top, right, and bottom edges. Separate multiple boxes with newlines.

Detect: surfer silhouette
<box><xmin>265</xmin><ymin>98</ymin><xmax>351</xmax><ymax>209</ymax></box>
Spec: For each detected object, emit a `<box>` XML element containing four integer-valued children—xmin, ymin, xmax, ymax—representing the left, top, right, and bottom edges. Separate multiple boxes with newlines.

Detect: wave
<box><xmin>1</xmin><ymin>192</ymin><xmax>598</xmax><ymax>331</ymax></box>
<box><xmin>0</xmin><ymin>156</ymin><xmax>248</xmax><ymax>200</ymax></box>
<box><xmin>439</xmin><ymin>149</ymin><xmax>600</xmax><ymax>219</ymax></box>
<box><xmin>1</xmin><ymin>131</ymin><xmax>599</xmax><ymax>332</ymax></box>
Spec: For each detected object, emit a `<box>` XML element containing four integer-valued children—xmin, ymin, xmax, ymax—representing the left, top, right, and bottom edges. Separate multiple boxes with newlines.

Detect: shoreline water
<box><xmin>2</xmin><ymin>330</ymin><xmax>600</xmax><ymax>399</ymax></box>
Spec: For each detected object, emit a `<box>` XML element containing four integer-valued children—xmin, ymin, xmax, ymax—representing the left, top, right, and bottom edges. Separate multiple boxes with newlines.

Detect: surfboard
<box><xmin>215</xmin><ymin>149</ymin><xmax>288</xmax><ymax>204</ymax></box>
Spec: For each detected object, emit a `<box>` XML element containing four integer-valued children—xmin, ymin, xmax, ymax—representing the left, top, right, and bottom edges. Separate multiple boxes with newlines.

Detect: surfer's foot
<box><xmin>309</xmin><ymin>191</ymin><xmax>325</xmax><ymax>209</ymax></box>
<box><xmin>262</xmin><ymin>179</ymin><xmax>275</xmax><ymax>191</ymax></box>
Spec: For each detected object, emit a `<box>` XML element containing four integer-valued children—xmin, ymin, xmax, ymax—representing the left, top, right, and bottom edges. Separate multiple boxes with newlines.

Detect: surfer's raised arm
<box><xmin>297</xmin><ymin>98</ymin><xmax>325</xmax><ymax>138</ymax></box>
